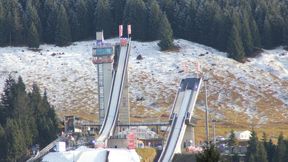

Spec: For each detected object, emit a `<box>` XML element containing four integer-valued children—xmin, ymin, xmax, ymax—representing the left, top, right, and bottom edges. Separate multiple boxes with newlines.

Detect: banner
<box><xmin>127</xmin><ymin>24</ymin><xmax>131</xmax><ymax>35</ymax></box>
<box><xmin>127</xmin><ymin>132</ymin><xmax>136</xmax><ymax>149</ymax></box>
<box><xmin>119</xmin><ymin>25</ymin><xmax>123</xmax><ymax>37</ymax></box>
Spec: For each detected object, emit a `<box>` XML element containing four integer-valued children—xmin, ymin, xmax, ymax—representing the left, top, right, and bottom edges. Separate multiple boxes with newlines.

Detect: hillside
<box><xmin>0</xmin><ymin>39</ymin><xmax>287</xmax><ymax>140</ymax></box>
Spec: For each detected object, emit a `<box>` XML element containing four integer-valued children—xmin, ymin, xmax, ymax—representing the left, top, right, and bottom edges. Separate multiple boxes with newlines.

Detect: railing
<box><xmin>81</xmin><ymin>121</ymin><xmax>170</xmax><ymax>127</ymax></box>
<box><xmin>26</xmin><ymin>137</ymin><xmax>62</xmax><ymax>162</ymax></box>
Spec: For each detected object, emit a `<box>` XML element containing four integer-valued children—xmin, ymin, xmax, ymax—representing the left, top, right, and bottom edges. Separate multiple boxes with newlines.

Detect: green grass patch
<box><xmin>136</xmin><ymin>148</ymin><xmax>157</xmax><ymax>162</ymax></box>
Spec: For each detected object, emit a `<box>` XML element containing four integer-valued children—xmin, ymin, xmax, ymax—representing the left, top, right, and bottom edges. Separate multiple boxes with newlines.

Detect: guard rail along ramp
<box><xmin>158</xmin><ymin>77</ymin><xmax>202</xmax><ymax>162</ymax></box>
<box><xmin>26</xmin><ymin>137</ymin><xmax>61</xmax><ymax>162</ymax></box>
<box><xmin>96</xmin><ymin>39</ymin><xmax>131</xmax><ymax>146</ymax></box>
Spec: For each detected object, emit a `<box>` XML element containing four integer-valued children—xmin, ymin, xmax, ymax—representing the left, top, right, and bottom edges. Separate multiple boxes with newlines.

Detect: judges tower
<box><xmin>92</xmin><ymin>32</ymin><xmax>114</xmax><ymax>124</ymax></box>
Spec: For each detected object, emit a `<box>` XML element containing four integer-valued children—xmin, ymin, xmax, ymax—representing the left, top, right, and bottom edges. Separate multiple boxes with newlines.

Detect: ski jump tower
<box><xmin>92</xmin><ymin>32</ymin><xmax>130</xmax><ymax>125</ymax></box>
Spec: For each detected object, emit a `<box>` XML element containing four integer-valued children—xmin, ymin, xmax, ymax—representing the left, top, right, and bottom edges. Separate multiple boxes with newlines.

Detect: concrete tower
<box><xmin>92</xmin><ymin>32</ymin><xmax>114</xmax><ymax>124</ymax></box>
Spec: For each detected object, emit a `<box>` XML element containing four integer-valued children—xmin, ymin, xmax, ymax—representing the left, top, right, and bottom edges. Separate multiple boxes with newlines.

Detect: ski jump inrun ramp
<box><xmin>96</xmin><ymin>39</ymin><xmax>131</xmax><ymax>144</ymax></box>
<box><xmin>158</xmin><ymin>77</ymin><xmax>202</xmax><ymax>162</ymax></box>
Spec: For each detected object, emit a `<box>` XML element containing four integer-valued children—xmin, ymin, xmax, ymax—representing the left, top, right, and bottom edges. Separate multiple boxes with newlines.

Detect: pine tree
<box><xmin>194</xmin><ymin>1</ymin><xmax>220</xmax><ymax>46</ymax></box>
<box><xmin>124</xmin><ymin>0</ymin><xmax>148</xmax><ymax>40</ymax></box>
<box><xmin>227</xmin><ymin>25</ymin><xmax>245</xmax><ymax>62</ymax></box>
<box><xmin>30</xmin><ymin>83</ymin><xmax>45</xmax><ymax>146</ymax></box>
<box><xmin>55</xmin><ymin>4</ymin><xmax>71</xmax><ymax>46</ymax></box>
<box><xmin>147</xmin><ymin>0</ymin><xmax>162</xmax><ymax>41</ymax></box>
<box><xmin>75</xmin><ymin>0</ymin><xmax>90</xmax><ymax>39</ymax></box>
<box><xmin>246</xmin><ymin>130</ymin><xmax>268</xmax><ymax>162</ymax></box>
<box><xmin>110</xmin><ymin>0</ymin><xmax>126</xmax><ymax>36</ymax></box>
<box><xmin>0</xmin><ymin>0</ymin><xmax>6</xmax><ymax>46</ymax></box>
<box><xmin>184</xmin><ymin>0</ymin><xmax>197</xmax><ymax>41</ymax></box>
<box><xmin>67</xmin><ymin>5</ymin><xmax>80</xmax><ymax>41</ymax></box>
<box><xmin>158</xmin><ymin>0</ymin><xmax>173</xmax><ymax>22</ymax></box>
<box><xmin>262</xmin><ymin>16</ymin><xmax>273</xmax><ymax>48</ymax></box>
<box><xmin>15</xmin><ymin>77</ymin><xmax>36</xmax><ymax>147</ymax></box>
<box><xmin>42</xmin><ymin>90</ymin><xmax>58</xmax><ymax>141</ymax></box>
<box><xmin>270</xmin><ymin>14</ymin><xmax>284</xmax><ymax>47</ymax></box>
<box><xmin>94</xmin><ymin>0</ymin><xmax>113</xmax><ymax>38</ymax></box>
<box><xmin>266</xmin><ymin>138</ymin><xmax>275</xmax><ymax>162</ymax></box>
<box><xmin>241</xmin><ymin>11</ymin><xmax>254</xmax><ymax>55</ymax></box>
<box><xmin>274</xmin><ymin>133</ymin><xmax>286</xmax><ymax>162</ymax></box>
<box><xmin>27</xmin><ymin>22</ymin><xmax>40</xmax><ymax>48</ymax></box>
<box><xmin>167</xmin><ymin>0</ymin><xmax>189</xmax><ymax>39</ymax></box>
<box><xmin>228</xmin><ymin>130</ymin><xmax>237</xmax><ymax>147</ymax></box>
<box><xmin>280</xmin><ymin>0</ymin><xmax>288</xmax><ymax>46</ymax></box>
<box><xmin>29</xmin><ymin>83</ymin><xmax>42</xmax><ymax>143</ymax></box>
<box><xmin>194</xmin><ymin>3</ymin><xmax>209</xmax><ymax>44</ymax></box>
<box><xmin>285</xmin><ymin>141</ymin><xmax>288</xmax><ymax>162</ymax></box>
<box><xmin>0</xmin><ymin>124</ymin><xmax>6</xmax><ymax>161</ymax></box>
<box><xmin>5</xmin><ymin>119</ymin><xmax>26</xmax><ymax>162</ymax></box>
<box><xmin>31</xmin><ymin>84</ymin><xmax>59</xmax><ymax>147</ymax></box>
<box><xmin>249</xmin><ymin>17</ymin><xmax>261</xmax><ymax>49</ymax></box>
<box><xmin>43</xmin><ymin>0</ymin><xmax>57</xmax><ymax>44</ymax></box>
<box><xmin>29</xmin><ymin>83</ymin><xmax>42</xmax><ymax>115</ymax></box>
<box><xmin>3</xmin><ymin>0</ymin><xmax>25</xmax><ymax>45</ymax></box>
<box><xmin>158</xmin><ymin>12</ymin><xmax>174</xmax><ymax>51</ymax></box>
<box><xmin>196</xmin><ymin>144</ymin><xmax>220</xmax><ymax>162</ymax></box>
<box><xmin>283</xmin><ymin>24</ymin><xmax>288</xmax><ymax>46</ymax></box>
<box><xmin>262</xmin><ymin>132</ymin><xmax>268</xmax><ymax>149</ymax></box>
<box><xmin>253</xmin><ymin>0</ymin><xmax>267</xmax><ymax>40</ymax></box>
<box><xmin>207</xmin><ymin>4</ymin><xmax>224</xmax><ymax>48</ymax></box>
<box><xmin>0</xmin><ymin>76</ymin><xmax>17</xmax><ymax>124</ymax></box>
<box><xmin>246</xmin><ymin>130</ymin><xmax>258</xmax><ymax>162</ymax></box>
<box><xmin>256</xmin><ymin>142</ymin><xmax>268</xmax><ymax>162</ymax></box>
<box><xmin>25</xmin><ymin>0</ymin><xmax>42</xmax><ymax>43</ymax></box>
<box><xmin>228</xmin><ymin>130</ymin><xmax>238</xmax><ymax>160</ymax></box>
<box><xmin>85</xmin><ymin>0</ymin><xmax>97</xmax><ymax>37</ymax></box>
<box><xmin>215</xmin><ymin>13</ymin><xmax>231</xmax><ymax>51</ymax></box>
<box><xmin>0</xmin><ymin>101</ymin><xmax>5</xmax><ymax>126</ymax></box>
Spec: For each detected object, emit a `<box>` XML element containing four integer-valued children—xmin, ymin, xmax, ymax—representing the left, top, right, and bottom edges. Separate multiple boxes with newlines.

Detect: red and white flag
<box><xmin>119</xmin><ymin>25</ymin><xmax>123</xmax><ymax>37</ymax></box>
<box><xmin>127</xmin><ymin>24</ymin><xmax>131</xmax><ymax>35</ymax></box>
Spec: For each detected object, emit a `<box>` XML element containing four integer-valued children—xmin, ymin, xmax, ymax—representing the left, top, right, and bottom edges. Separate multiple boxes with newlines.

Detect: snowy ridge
<box><xmin>0</xmin><ymin>39</ymin><xmax>287</xmax><ymax>125</ymax></box>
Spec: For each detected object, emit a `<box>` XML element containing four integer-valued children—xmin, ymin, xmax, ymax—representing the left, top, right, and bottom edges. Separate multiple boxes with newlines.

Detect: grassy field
<box><xmin>62</xmin><ymin>105</ymin><xmax>288</xmax><ymax>144</ymax></box>
<box><xmin>136</xmin><ymin>148</ymin><xmax>157</xmax><ymax>162</ymax></box>
<box><xmin>57</xmin><ymin>90</ymin><xmax>288</xmax><ymax>145</ymax></box>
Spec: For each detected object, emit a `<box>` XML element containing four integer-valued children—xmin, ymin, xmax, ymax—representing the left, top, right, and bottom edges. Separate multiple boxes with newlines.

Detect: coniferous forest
<box><xmin>0</xmin><ymin>76</ymin><xmax>59</xmax><ymax>162</ymax></box>
<box><xmin>0</xmin><ymin>0</ymin><xmax>288</xmax><ymax>60</ymax></box>
<box><xmin>194</xmin><ymin>131</ymin><xmax>288</xmax><ymax>162</ymax></box>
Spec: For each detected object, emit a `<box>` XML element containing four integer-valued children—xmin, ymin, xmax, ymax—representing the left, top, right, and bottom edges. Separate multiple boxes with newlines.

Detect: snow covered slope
<box><xmin>0</xmin><ymin>39</ymin><xmax>287</xmax><ymax>126</ymax></box>
<box><xmin>42</xmin><ymin>146</ymin><xmax>140</xmax><ymax>162</ymax></box>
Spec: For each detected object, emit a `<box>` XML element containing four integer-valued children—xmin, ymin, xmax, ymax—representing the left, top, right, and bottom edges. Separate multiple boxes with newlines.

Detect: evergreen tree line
<box><xmin>160</xmin><ymin>0</ymin><xmax>288</xmax><ymax>61</ymax></box>
<box><xmin>0</xmin><ymin>0</ymin><xmax>288</xmax><ymax>60</ymax></box>
<box><xmin>0</xmin><ymin>76</ymin><xmax>59</xmax><ymax>162</ymax></box>
<box><xmin>228</xmin><ymin>130</ymin><xmax>288</xmax><ymax>162</ymax></box>
<box><xmin>246</xmin><ymin>131</ymin><xmax>288</xmax><ymax>162</ymax></box>
<box><xmin>197</xmin><ymin>130</ymin><xmax>288</xmax><ymax>162</ymax></box>
<box><xmin>0</xmin><ymin>0</ymin><xmax>173</xmax><ymax>50</ymax></box>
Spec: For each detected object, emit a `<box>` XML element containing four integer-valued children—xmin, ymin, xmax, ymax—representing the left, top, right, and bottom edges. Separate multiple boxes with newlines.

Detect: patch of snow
<box><xmin>0</xmin><ymin>38</ymin><xmax>287</xmax><ymax>123</ymax></box>
<box><xmin>42</xmin><ymin>147</ymin><xmax>140</xmax><ymax>162</ymax></box>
